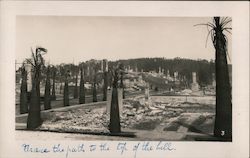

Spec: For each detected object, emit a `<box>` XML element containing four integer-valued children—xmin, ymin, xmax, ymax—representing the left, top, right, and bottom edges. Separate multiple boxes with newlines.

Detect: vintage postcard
<box><xmin>0</xmin><ymin>1</ymin><xmax>249</xmax><ymax>158</ymax></box>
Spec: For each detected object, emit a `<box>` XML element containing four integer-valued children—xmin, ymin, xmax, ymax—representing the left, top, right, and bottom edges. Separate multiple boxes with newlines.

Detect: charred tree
<box><xmin>51</xmin><ymin>67</ymin><xmax>56</xmax><ymax>100</ymax></box>
<box><xmin>63</xmin><ymin>70</ymin><xmax>70</xmax><ymax>106</ymax></box>
<box><xmin>103</xmin><ymin>71</ymin><xmax>108</xmax><ymax>101</ymax></box>
<box><xmin>109</xmin><ymin>68</ymin><xmax>121</xmax><ymax>133</ymax></box>
<box><xmin>27</xmin><ymin>47</ymin><xmax>47</xmax><ymax>129</ymax></box>
<box><xmin>213</xmin><ymin>17</ymin><xmax>232</xmax><ymax>140</ymax></box>
<box><xmin>119</xmin><ymin>64</ymin><xmax>125</xmax><ymax>99</ymax></box>
<box><xmin>79</xmin><ymin>67</ymin><xmax>85</xmax><ymax>104</ymax></box>
<box><xmin>44</xmin><ymin>66</ymin><xmax>51</xmax><ymax>110</ymax></box>
<box><xmin>73</xmin><ymin>66</ymin><xmax>79</xmax><ymax>99</ymax></box>
<box><xmin>92</xmin><ymin>68</ymin><xmax>97</xmax><ymax>102</ymax></box>
<box><xmin>20</xmin><ymin>65</ymin><xmax>28</xmax><ymax>114</ymax></box>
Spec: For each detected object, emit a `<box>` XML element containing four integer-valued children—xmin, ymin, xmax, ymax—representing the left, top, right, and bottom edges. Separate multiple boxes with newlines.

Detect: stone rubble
<box><xmin>41</xmin><ymin>95</ymin><xmax>215</xmax><ymax>133</ymax></box>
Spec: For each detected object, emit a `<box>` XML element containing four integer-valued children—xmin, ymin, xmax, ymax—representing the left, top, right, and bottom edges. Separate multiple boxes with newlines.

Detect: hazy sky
<box><xmin>16</xmin><ymin>16</ymin><xmax>232</xmax><ymax>65</ymax></box>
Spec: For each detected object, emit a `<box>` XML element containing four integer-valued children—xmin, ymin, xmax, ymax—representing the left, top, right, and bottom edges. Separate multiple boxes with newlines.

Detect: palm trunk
<box><xmin>44</xmin><ymin>67</ymin><xmax>51</xmax><ymax>110</ymax></box>
<box><xmin>213</xmin><ymin>17</ymin><xmax>232</xmax><ymax>140</ymax></box>
<box><xmin>109</xmin><ymin>69</ymin><xmax>121</xmax><ymax>133</ymax></box>
<box><xmin>73</xmin><ymin>73</ymin><xmax>78</xmax><ymax>99</ymax></box>
<box><xmin>27</xmin><ymin>68</ymin><xmax>42</xmax><ymax>129</ymax></box>
<box><xmin>120</xmin><ymin>71</ymin><xmax>125</xmax><ymax>99</ymax></box>
<box><xmin>93</xmin><ymin>82</ymin><xmax>97</xmax><ymax>102</ymax></box>
<box><xmin>93</xmin><ymin>72</ymin><xmax>97</xmax><ymax>102</ymax></box>
<box><xmin>103</xmin><ymin>71</ymin><xmax>108</xmax><ymax>101</ymax></box>
<box><xmin>79</xmin><ymin>68</ymin><xmax>85</xmax><ymax>104</ymax></box>
<box><xmin>51</xmin><ymin>70</ymin><xmax>56</xmax><ymax>100</ymax></box>
<box><xmin>64</xmin><ymin>79</ymin><xmax>69</xmax><ymax>106</ymax></box>
<box><xmin>20</xmin><ymin>67</ymin><xmax>28</xmax><ymax>114</ymax></box>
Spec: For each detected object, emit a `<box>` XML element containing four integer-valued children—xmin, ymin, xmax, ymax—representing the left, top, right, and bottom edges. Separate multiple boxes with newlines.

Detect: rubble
<box><xmin>41</xmin><ymin>95</ymin><xmax>215</xmax><ymax>134</ymax></box>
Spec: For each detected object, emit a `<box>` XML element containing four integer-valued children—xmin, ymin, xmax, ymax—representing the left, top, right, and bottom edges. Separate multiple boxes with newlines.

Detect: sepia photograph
<box><xmin>0</xmin><ymin>1</ymin><xmax>249</xmax><ymax>158</ymax></box>
<box><xmin>15</xmin><ymin>16</ymin><xmax>232</xmax><ymax>141</ymax></box>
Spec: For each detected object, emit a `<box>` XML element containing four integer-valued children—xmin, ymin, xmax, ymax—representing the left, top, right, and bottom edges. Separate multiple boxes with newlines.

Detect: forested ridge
<box><xmin>110</xmin><ymin>57</ymin><xmax>219</xmax><ymax>85</ymax></box>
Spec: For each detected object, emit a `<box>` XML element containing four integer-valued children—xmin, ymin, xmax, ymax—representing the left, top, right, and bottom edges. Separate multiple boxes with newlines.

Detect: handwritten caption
<box><xmin>21</xmin><ymin>141</ymin><xmax>176</xmax><ymax>158</ymax></box>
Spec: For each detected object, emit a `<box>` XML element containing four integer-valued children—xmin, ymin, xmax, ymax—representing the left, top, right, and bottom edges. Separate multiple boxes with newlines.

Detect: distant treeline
<box><xmin>111</xmin><ymin>57</ymin><xmax>217</xmax><ymax>86</ymax></box>
<box><xmin>16</xmin><ymin>57</ymin><xmax>232</xmax><ymax>87</ymax></box>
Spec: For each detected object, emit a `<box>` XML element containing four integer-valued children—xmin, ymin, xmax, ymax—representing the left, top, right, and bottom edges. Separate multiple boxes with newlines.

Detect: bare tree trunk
<box><xmin>64</xmin><ymin>79</ymin><xmax>69</xmax><ymax>106</ymax></box>
<box><xmin>120</xmin><ymin>70</ymin><xmax>125</xmax><ymax>99</ymax></box>
<box><xmin>109</xmin><ymin>69</ymin><xmax>121</xmax><ymax>133</ymax></box>
<box><xmin>93</xmin><ymin>71</ymin><xmax>97</xmax><ymax>102</ymax></box>
<box><xmin>44</xmin><ymin>67</ymin><xmax>51</xmax><ymax>110</ymax></box>
<box><xmin>213</xmin><ymin>17</ymin><xmax>232</xmax><ymax>140</ymax></box>
<box><xmin>51</xmin><ymin>69</ymin><xmax>56</xmax><ymax>100</ymax></box>
<box><xmin>79</xmin><ymin>68</ymin><xmax>85</xmax><ymax>104</ymax></box>
<box><xmin>93</xmin><ymin>82</ymin><xmax>97</xmax><ymax>102</ymax></box>
<box><xmin>73</xmin><ymin>73</ymin><xmax>78</xmax><ymax>99</ymax></box>
<box><xmin>20</xmin><ymin>67</ymin><xmax>28</xmax><ymax>114</ymax></box>
<box><xmin>103</xmin><ymin>72</ymin><xmax>108</xmax><ymax>101</ymax></box>
<box><xmin>27</xmin><ymin>69</ymin><xmax>42</xmax><ymax>129</ymax></box>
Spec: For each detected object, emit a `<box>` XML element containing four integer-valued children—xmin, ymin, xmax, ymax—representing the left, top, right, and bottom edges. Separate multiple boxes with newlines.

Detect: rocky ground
<box><xmin>39</xmin><ymin>95</ymin><xmax>215</xmax><ymax>140</ymax></box>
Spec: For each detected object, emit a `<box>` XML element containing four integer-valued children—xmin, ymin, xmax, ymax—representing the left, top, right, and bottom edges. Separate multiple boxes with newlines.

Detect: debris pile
<box><xmin>41</xmin><ymin>95</ymin><xmax>215</xmax><ymax>133</ymax></box>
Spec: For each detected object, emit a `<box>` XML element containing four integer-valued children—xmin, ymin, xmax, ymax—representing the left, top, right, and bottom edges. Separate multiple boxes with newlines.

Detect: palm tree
<box><xmin>26</xmin><ymin>47</ymin><xmax>47</xmax><ymax>129</ymax></box>
<box><xmin>72</xmin><ymin>65</ymin><xmax>79</xmax><ymax>99</ymax></box>
<box><xmin>102</xmin><ymin>60</ymin><xmax>108</xmax><ymax>101</ymax></box>
<box><xmin>44</xmin><ymin>66</ymin><xmax>51</xmax><ymax>110</ymax></box>
<box><xmin>20</xmin><ymin>64</ymin><xmax>28</xmax><ymax>114</ymax></box>
<box><xmin>196</xmin><ymin>17</ymin><xmax>232</xmax><ymax>140</ymax></box>
<box><xmin>103</xmin><ymin>72</ymin><xmax>108</xmax><ymax>101</ymax></box>
<box><xmin>109</xmin><ymin>67</ymin><xmax>121</xmax><ymax>133</ymax></box>
<box><xmin>79</xmin><ymin>67</ymin><xmax>85</xmax><ymax>104</ymax></box>
<box><xmin>119</xmin><ymin>63</ymin><xmax>125</xmax><ymax>99</ymax></box>
<box><xmin>51</xmin><ymin>66</ymin><xmax>56</xmax><ymax>100</ymax></box>
<box><xmin>92</xmin><ymin>65</ymin><xmax>98</xmax><ymax>102</ymax></box>
<box><xmin>64</xmin><ymin>69</ymin><xmax>70</xmax><ymax>106</ymax></box>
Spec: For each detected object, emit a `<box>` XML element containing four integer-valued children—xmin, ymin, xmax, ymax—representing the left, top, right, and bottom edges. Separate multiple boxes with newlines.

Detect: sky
<box><xmin>16</xmin><ymin>16</ymin><xmax>232</xmax><ymax>65</ymax></box>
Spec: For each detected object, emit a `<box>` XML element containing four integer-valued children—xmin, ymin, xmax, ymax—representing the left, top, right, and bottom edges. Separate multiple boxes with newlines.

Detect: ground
<box><xmin>16</xmin><ymin>95</ymin><xmax>216</xmax><ymax>141</ymax></box>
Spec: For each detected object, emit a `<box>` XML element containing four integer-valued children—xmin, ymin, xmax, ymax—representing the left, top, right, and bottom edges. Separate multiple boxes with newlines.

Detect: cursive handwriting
<box><xmin>21</xmin><ymin>141</ymin><xmax>176</xmax><ymax>158</ymax></box>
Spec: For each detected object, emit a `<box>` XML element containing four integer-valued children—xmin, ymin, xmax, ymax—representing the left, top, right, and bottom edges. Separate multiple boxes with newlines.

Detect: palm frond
<box><xmin>223</xmin><ymin>29</ymin><xmax>232</xmax><ymax>34</ymax></box>
<box><xmin>223</xmin><ymin>34</ymin><xmax>231</xmax><ymax>62</ymax></box>
<box><xmin>30</xmin><ymin>47</ymin><xmax>37</xmax><ymax>66</ymax></box>
<box><xmin>194</xmin><ymin>23</ymin><xmax>214</xmax><ymax>28</ymax></box>
<box><xmin>36</xmin><ymin>47</ymin><xmax>47</xmax><ymax>53</ymax></box>
<box><xmin>26</xmin><ymin>59</ymin><xmax>35</xmax><ymax>67</ymax></box>
<box><xmin>221</xmin><ymin>19</ymin><xmax>232</xmax><ymax>28</ymax></box>
<box><xmin>205</xmin><ymin>29</ymin><xmax>214</xmax><ymax>48</ymax></box>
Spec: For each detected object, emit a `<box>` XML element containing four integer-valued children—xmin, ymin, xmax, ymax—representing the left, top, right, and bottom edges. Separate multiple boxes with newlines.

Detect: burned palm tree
<box><xmin>103</xmin><ymin>71</ymin><xmax>108</xmax><ymax>101</ymax></box>
<box><xmin>92</xmin><ymin>65</ymin><xmax>98</xmax><ymax>102</ymax></box>
<box><xmin>109</xmin><ymin>67</ymin><xmax>121</xmax><ymax>133</ymax></box>
<box><xmin>26</xmin><ymin>47</ymin><xmax>47</xmax><ymax>129</ymax></box>
<box><xmin>72</xmin><ymin>65</ymin><xmax>79</xmax><ymax>99</ymax></box>
<box><xmin>119</xmin><ymin>63</ymin><xmax>125</xmax><ymax>99</ymax></box>
<box><xmin>102</xmin><ymin>60</ymin><xmax>108</xmax><ymax>101</ymax></box>
<box><xmin>196</xmin><ymin>17</ymin><xmax>232</xmax><ymax>140</ymax></box>
<box><xmin>64</xmin><ymin>69</ymin><xmax>70</xmax><ymax>106</ymax></box>
<box><xmin>44</xmin><ymin>66</ymin><xmax>51</xmax><ymax>110</ymax></box>
<box><xmin>20</xmin><ymin>64</ymin><xmax>28</xmax><ymax>114</ymax></box>
<box><xmin>79</xmin><ymin>67</ymin><xmax>85</xmax><ymax>104</ymax></box>
<box><xmin>59</xmin><ymin>65</ymin><xmax>65</xmax><ymax>94</ymax></box>
<box><xmin>51</xmin><ymin>66</ymin><xmax>57</xmax><ymax>100</ymax></box>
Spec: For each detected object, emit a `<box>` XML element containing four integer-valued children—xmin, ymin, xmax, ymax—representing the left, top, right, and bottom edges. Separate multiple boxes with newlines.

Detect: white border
<box><xmin>0</xmin><ymin>1</ymin><xmax>249</xmax><ymax>158</ymax></box>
